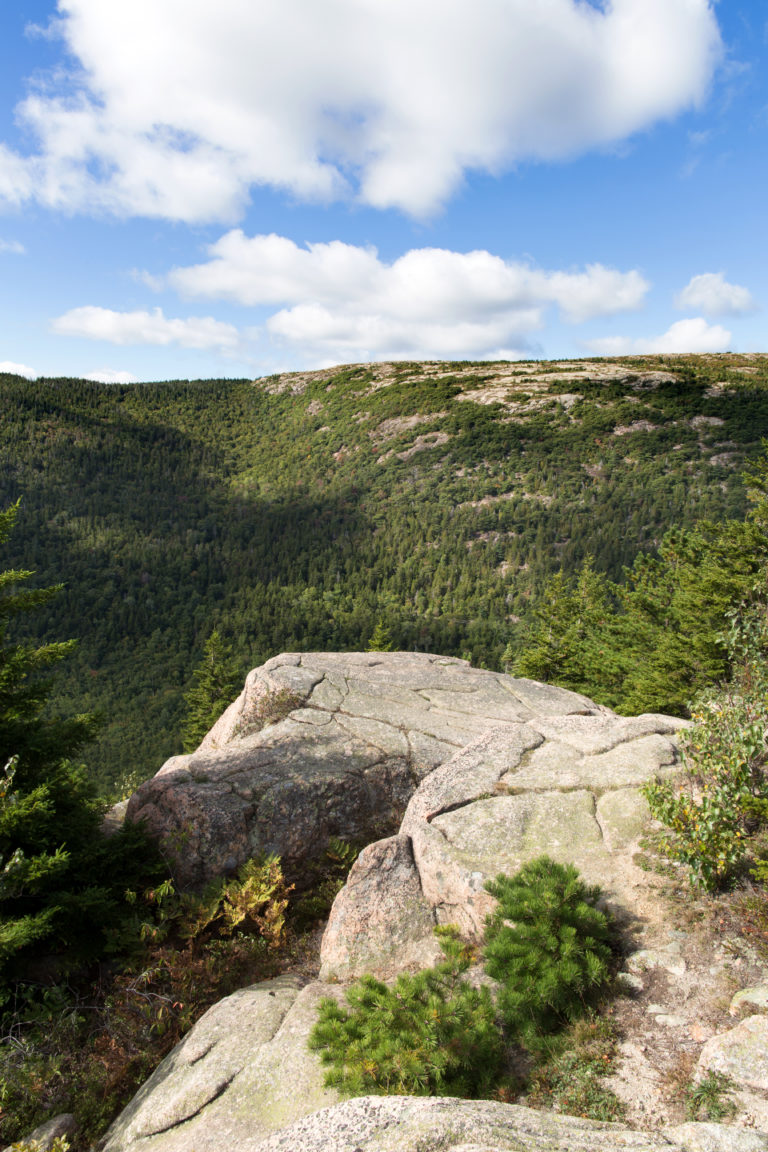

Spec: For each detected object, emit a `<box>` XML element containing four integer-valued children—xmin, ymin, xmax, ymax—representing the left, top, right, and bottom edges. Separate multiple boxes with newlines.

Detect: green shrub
<box><xmin>484</xmin><ymin>857</ymin><xmax>615</xmax><ymax>1044</ymax></box>
<box><xmin>685</xmin><ymin>1071</ymin><xmax>737</xmax><ymax>1121</ymax></box>
<box><xmin>309</xmin><ymin>857</ymin><xmax>621</xmax><ymax>1106</ymax></box>
<box><xmin>0</xmin><ymin>854</ymin><xmax>294</xmax><ymax>1149</ymax></box>
<box><xmin>309</xmin><ymin>926</ymin><xmax>504</xmax><ymax>1098</ymax></box>
<box><xmin>644</xmin><ymin>610</ymin><xmax>768</xmax><ymax>891</ymax></box>
<box><xmin>292</xmin><ymin>837</ymin><xmax>361</xmax><ymax>927</ymax></box>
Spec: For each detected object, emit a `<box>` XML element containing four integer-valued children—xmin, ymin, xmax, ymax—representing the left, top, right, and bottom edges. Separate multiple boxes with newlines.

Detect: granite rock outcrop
<box><xmin>105</xmin><ymin>653</ymin><xmax>710</xmax><ymax>1152</ymax></box>
<box><xmin>126</xmin><ymin>652</ymin><xmax>622</xmax><ymax>888</ymax></box>
<box><xmin>320</xmin><ymin>707</ymin><xmax>685</xmax><ymax>978</ymax></box>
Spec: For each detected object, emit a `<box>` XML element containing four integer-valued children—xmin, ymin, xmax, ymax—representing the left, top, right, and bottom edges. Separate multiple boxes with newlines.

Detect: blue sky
<box><xmin>0</xmin><ymin>0</ymin><xmax>765</xmax><ymax>382</ymax></box>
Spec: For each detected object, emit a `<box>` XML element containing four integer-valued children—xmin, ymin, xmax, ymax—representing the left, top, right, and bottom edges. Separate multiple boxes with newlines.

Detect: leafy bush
<box><xmin>292</xmin><ymin>837</ymin><xmax>360</xmax><ymax>927</ymax></box>
<box><xmin>484</xmin><ymin>857</ymin><xmax>615</xmax><ymax>1044</ymax></box>
<box><xmin>140</xmin><ymin>854</ymin><xmax>293</xmax><ymax>948</ymax></box>
<box><xmin>9</xmin><ymin>1141</ymin><xmax>70</xmax><ymax>1152</ymax></box>
<box><xmin>644</xmin><ymin>610</ymin><xmax>768</xmax><ymax>891</ymax></box>
<box><xmin>309</xmin><ymin>926</ymin><xmax>504</xmax><ymax>1098</ymax></box>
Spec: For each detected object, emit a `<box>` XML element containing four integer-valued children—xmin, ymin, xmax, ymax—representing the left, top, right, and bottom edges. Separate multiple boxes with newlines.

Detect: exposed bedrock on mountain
<box><xmin>127</xmin><ymin>651</ymin><xmax>652</xmax><ymax>889</ymax></box>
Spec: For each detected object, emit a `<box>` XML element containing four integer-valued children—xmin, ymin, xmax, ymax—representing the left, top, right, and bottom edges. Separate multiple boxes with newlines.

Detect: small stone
<box><xmin>689</xmin><ymin>1023</ymin><xmax>715</xmax><ymax>1043</ymax></box>
<box><xmin>730</xmin><ymin>985</ymin><xmax>768</xmax><ymax>1018</ymax></box>
<box><xmin>654</xmin><ymin>1013</ymin><xmax>688</xmax><ymax>1028</ymax></box>
<box><xmin>626</xmin><ymin>947</ymin><xmax>687</xmax><ymax>977</ymax></box>
<box><xmin>618</xmin><ymin>971</ymin><xmax>645</xmax><ymax>993</ymax></box>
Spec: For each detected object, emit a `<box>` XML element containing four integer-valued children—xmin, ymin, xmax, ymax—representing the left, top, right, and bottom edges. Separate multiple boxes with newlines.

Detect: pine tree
<box><xmin>309</xmin><ymin>927</ymin><xmax>504</xmax><ymax>1098</ymax></box>
<box><xmin>0</xmin><ymin>503</ymin><xmax>162</xmax><ymax>993</ymax></box>
<box><xmin>366</xmin><ymin>618</ymin><xmax>395</xmax><ymax>652</ymax></box>
<box><xmin>484</xmin><ymin>858</ymin><xmax>614</xmax><ymax>1045</ymax></box>
<box><xmin>182</xmin><ymin>630</ymin><xmax>242</xmax><ymax>751</ymax></box>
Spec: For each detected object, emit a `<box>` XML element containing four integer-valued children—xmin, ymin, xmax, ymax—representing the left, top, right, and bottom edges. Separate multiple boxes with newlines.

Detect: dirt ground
<box><xmin>605</xmin><ymin>864</ymin><xmax>768</xmax><ymax>1132</ymax></box>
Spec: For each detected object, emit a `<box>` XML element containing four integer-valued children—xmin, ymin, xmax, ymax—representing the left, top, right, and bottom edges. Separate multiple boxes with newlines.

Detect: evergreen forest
<box><xmin>2</xmin><ymin>352</ymin><xmax>767</xmax><ymax>796</ymax></box>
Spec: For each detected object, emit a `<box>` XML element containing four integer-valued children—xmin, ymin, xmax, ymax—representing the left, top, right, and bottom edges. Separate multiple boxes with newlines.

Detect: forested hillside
<box><xmin>2</xmin><ymin>353</ymin><xmax>767</xmax><ymax>795</ymax></box>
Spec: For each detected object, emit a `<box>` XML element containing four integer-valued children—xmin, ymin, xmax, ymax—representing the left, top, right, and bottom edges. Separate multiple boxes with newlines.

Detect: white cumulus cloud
<box><xmin>0</xmin><ymin>0</ymin><xmax>722</xmax><ymax>219</ymax></box>
<box><xmin>588</xmin><ymin>317</ymin><xmax>731</xmax><ymax>356</ymax></box>
<box><xmin>0</xmin><ymin>360</ymin><xmax>36</xmax><ymax>378</ymax></box>
<box><xmin>84</xmin><ymin>368</ymin><xmax>139</xmax><ymax>384</ymax></box>
<box><xmin>51</xmin><ymin>306</ymin><xmax>240</xmax><ymax>350</ymax></box>
<box><xmin>675</xmin><ymin>272</ymin><xmax>755</xmax><ymax>316</ymax></box>
<box><xmin>166</xmin><ymin>232</ymin><xmax>649</xmax><ymax>361</ymax></box>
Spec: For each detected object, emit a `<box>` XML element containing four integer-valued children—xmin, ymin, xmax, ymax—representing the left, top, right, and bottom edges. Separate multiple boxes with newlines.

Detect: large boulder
<box><xmin>320</xmin><ymin>711</ymin><xmax>686</xmax><ymax>976</ymax></box>
<box><xmin>318</xmin><ymin>834</ymin><xmax>442</xmax><ymax>981</ymax></box>
<box><xmin>108</xmin><ymin>654</ymin><xmax>706</xmax><ymax>1152</ymax></box>
<box><xmin>697</xmin><ymin>1015</ymin><xmax>768</xmax><ymax>1093</ymax></box>
<box><xmin>101</xmin><ymin>976</ymin><xmax>344</xmax><ymax>1152</ymax></box>
<box><xmin>127</xmin><ymin>653</ymin><xmax>611</xmax><ymax>888</ymax></box>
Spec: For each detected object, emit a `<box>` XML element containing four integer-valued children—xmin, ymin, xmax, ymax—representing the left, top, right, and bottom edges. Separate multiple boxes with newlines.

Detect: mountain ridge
<box><xmin>2</xmin><ymin>353</ymin><xmax>767</xmax><ymax>792</ymax></box>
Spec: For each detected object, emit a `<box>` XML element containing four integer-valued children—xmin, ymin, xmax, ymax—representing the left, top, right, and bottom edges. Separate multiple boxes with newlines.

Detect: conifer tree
<box><xmin>512</xmin><ymin>482</ymin><xmax>768</xmax><ymax>717</ymax></box>
<box><xmin>484</xmin><ymin>858</ymin><xmax>614</xmax><ymax>1044</ymax></box>
<box><xmin>512</xmin><ymin>559</ymin><xmax>622</xmax><ymax>699</ymax></box>
<box><xmin>0</xmin><ymin>503</ymin><xmax>161</xmax><ymax>993</ymax></box>
<box><xmin>309</xmin><ymin>926</ymin><xmax>504</xmax><ymax>1097</ymax></box>
<box><xmin>182</xmin><ymin>630</ymin><xmax>242</xmax><ymax>751</ymax></box>
<box><xmin>366</xmin><ymin>618</ymin><xmax>395</xmax><ymax>652</ymax></box>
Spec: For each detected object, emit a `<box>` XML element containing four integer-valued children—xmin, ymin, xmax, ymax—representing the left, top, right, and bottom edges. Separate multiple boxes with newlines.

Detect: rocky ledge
<box><xmin>126</xmin><ymin>651</ymin><xmax>683</xmax><ymax>892</ymax></box>
<box><xmin>102</xmin><ymin>652</ymin><xmax>752</xmax><ymax>1152</ymax></box>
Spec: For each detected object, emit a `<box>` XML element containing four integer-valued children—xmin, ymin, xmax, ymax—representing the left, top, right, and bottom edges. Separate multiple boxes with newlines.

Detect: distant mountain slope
<box><xmin>1</xmin><ymin>353</ymin><xmax>766</xmax><ymax>794</ymax></box>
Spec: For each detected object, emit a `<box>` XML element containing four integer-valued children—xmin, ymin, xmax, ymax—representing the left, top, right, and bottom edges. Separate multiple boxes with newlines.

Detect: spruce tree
<box><xmin>512</xmin><ymin>559</ymin><xmax>622</xmax><ymax>699</ymax></box>
<box><xmin>182</xmin><ymin>630</ymin><xmax>242</xmax><ymax>751</ymax></box>
<box><xmin>513</xmin><ymin>492</ymin><xmax>768</xmax><ymax>717</ymax></box>
<box><xmin>366</xmin><ymin>618</ymin><xmax>395</xmax><ymax>652</ymax></box>
<box><xmin>0</xmin><ymin>502</ymin><xmax>162</xmax><ymax>994</ymax></box>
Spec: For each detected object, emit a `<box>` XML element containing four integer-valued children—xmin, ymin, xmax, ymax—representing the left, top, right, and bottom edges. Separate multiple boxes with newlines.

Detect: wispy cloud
<box><xmin>587</xmin><ymin>317</ymin><xmax>731</xmax><ymax>356</ymax></box>
<box><xmin>0</xmin><ymin>0</ymin><xmax>722</xmax><ymax>220</ymax></box>
<box><xmin>51</xmin><ymin>306</ymin><xmax>240</xmax><ymax>351</ymax></box>
<box><xmin>0</xmin><ymin>238</ymin><xmax>25</xmax><ymax>255</ymax></box>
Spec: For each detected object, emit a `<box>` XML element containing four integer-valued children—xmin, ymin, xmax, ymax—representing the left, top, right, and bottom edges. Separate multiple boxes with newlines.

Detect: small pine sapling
<box><xmin>484</xmin><ymin>857</ymin><xmax>615</xmax><ymax>1046</ymax></box>
<box><xmin>308</xmin><ymin>926</ymin><xmax>505</xmax><ymax>1098</ymax></box>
